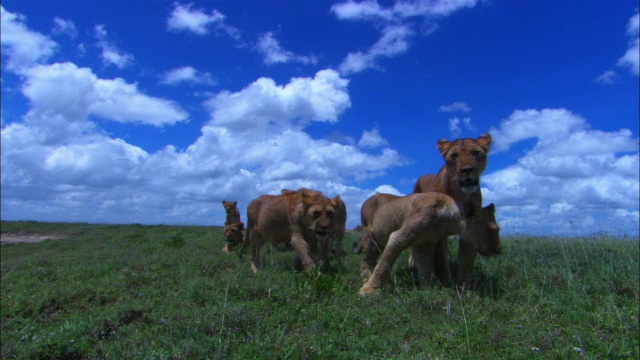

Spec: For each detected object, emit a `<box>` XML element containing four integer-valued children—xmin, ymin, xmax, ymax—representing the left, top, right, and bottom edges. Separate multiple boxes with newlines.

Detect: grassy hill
<box><xmin>1</xmin><ymin>221</ymin><xmax>638</xmax><ymax>359</ymax></box>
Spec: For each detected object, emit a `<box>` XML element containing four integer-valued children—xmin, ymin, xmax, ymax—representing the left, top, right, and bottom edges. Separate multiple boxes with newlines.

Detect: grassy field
<box><xmin>1</xmin><ymin>221</ymin><xmax>638</xmax><ymax>359</ymax></box>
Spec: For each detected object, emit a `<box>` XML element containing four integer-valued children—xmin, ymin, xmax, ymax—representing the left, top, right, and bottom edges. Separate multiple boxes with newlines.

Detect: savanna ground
<box><xmin>1</xmin><ymin>220</ymin><xmax>638</xmax><ymax>359</ymax></box>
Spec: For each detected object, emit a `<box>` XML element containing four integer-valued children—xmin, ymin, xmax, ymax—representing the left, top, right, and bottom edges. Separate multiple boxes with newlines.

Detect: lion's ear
<box><xmin>331</xmin><ymin>195</ymin><xmax>342</xmax><ymax>208</ymax></box>
<box><xmin>222</xmin><ymin>200</ymin><xmax>227</xmax><ymax>205</ymax></box>
<box><xmin>238</xmin><ymin>222</ymin><xmax>244</xmax><ymax>230</ymax></box>
<box><xmin>232</xmin><ymin>201</ymin><xmax>237</xmax><ymax>206</ymax></box>
<box><xmin>477</xmin><ymin>133</ymin><xmax>492</xmax><ymax>152</ymax></box>
<box><xmin>485</xmin><ymin>203</ymin><xmax>495</xmax><ymax>214</ymax></box>
<box><xmin>437</xmin><ymin>138</ymin><xmax>452</xmax><ymax>157</ymax></box>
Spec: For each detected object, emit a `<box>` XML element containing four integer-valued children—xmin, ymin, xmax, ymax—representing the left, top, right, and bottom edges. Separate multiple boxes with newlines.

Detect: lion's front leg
<box><xmin>360</xmin><ymin>230</ymin><xmax>410</xmax><ymax>295</ymax></box>
<box><xmin>457</xmin><ymin>239</ymin><xmax>478</xmax><ymax>289</ymax></box>
<box><xmin>290</xmin><ymin>234</ymin><xmax>317</xmax><ymax>273</ymax></box>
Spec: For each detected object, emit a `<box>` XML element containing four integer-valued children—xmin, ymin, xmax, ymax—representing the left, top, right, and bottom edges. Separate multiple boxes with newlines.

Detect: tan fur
<box><xmin>359</xmin><ymin>192</ymin><xmax>463</xmax><ymax>295</ymax></box>
<box><xmin>413</xmin><ymin>133</ymin><xmax>501</xmax><ymax>286</ymax></box>
<box><xmin>282</xmin><ymin>188</ymin><xmax>347</xmax><ymax>257</ymax></box>
<box><xmin>222</xmin><ymin>222</ymin><xmax>245</xmax><ymax>254</ymax></box>
<box><xmin>246</xmin><ymin>189</ymin><xmax>341</xmax><ymax>273</ymax></box>
<box><xmin>222</xmin><ymin>200</ymin><xmax>241</xmax><ymax>225</ymax></box>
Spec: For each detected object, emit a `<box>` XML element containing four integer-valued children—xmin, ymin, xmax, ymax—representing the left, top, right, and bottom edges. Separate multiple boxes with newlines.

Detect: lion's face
<box><xmin>222</xmin><ymin>200</ymin><xmax>237</xmax><ymax>215</ymax></box>
<box><xmin>437</xmin><ymin>134</ymin><xmax>492</xmax><ymax>194</ymax></box>
<box><xmin>301</xmin><ymin>195</ymin><xmax>338</xmax><ymax>241</ymax></box>
<box><xmin>223</xmin><ymin>222</ymin><xmax>244</xmax><ymax>251</ymax></box>
<box><xmin>465</xmin><ymin>203</ymin><xmax>501</xmax><ymax>257</ymax></box>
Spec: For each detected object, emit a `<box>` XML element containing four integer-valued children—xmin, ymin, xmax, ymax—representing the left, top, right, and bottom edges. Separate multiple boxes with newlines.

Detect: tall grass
<box><xmin>1</xmin><ymin>221</ymin><xmax>638</xmax><ymax>359</ymax></box>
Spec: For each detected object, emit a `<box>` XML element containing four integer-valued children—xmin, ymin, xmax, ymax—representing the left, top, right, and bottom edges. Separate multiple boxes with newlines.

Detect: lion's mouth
<box><xmin>315</xmin><ymin>230</ymin><xmax>328</xmax><ymax>236</ymax></box>
<box><xmin>458</xmin><ymin>178</ymin><xmax>479</xmax><ymax>188</ymax></box>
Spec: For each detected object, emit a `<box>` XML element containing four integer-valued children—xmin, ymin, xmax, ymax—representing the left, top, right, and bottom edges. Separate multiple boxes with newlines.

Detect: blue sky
<box><xmin>1</xmin><ymin>0</ymin><xmax>638</xmax><ymax>235</ymax></box>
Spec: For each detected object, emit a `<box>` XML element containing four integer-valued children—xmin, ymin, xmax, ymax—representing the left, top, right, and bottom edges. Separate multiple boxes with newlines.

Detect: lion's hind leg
<box><xmin>360</xmin><ymin>228</ymin><xmax>382</xmax><ymax>279</ymax></box>
<box><xmin>359</xmin><ymin>230</ymin><xmax>411</xmax><ymax>295</ymax></box>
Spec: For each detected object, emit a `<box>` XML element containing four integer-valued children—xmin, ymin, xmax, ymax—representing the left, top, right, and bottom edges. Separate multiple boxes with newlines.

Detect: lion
<box><xmin>222</xmin><ymin>200</ymin><xmax>241</xmax><ymax>225</ymax></box>
<box><xmin>413</xmin><ymin>133</ymin><xmax>501</xmax><ymax>287</ymax></box>
<box><xmin>246</xmin><ymin>189</ymin><xmax>341</xmax><ymax>273</ymax></box>
<box><xmin>281</xmin><ymin>188</ymin><xmax>347</xmax><ymax>257</ymax></box>
<box><xmin>358</xmin><ymin>192</ymin><xmax>463</xmax><ymax>295</ymax></box>
<box><xmin>222</xmin><ymin>222</ymin><xmax>244</xmax><ymax>254</ymax></box>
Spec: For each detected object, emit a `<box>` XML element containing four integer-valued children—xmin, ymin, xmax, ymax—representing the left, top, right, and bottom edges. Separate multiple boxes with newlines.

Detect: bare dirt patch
<box><xmin>0</xmin><ymin>231</ymin><xmax>69</xmax><ymax>244</ymax></box>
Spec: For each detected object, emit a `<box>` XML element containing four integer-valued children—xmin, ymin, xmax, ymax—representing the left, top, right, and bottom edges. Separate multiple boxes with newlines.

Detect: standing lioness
<box><xmin>414</xmin><ymin>133</ymin><xmax>501</xmax><ymax>286</ymax></box>
<box><xmin>246</xmin><ymin>190</ymin><xmax>341</xmax><ymax>273</ymax></box>
<box><xmin>359</xmin><ymin>192</ymin><xmax>463</xmax><ymax>295</ymax></box>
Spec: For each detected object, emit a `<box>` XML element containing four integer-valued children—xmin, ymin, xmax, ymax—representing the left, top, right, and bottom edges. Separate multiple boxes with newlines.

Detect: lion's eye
<box><xmin>312</xmin><ymin>211</ymin><xmax>321</xmax><ymax>218</ymax></box>
<box><xmin>471</xmin><ymin>150</ymin><xmax>480</xmax><ymax>157</ymax></box>
<box><xmin>450</xmin><ymin>153</ymin><xmax>458</xmax><ymax>160</ymax></box>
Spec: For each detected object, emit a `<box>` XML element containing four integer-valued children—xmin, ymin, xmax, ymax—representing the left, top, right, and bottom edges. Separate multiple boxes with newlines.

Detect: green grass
<box><xmin>1</xmin><ymin>221</ymin><xmax>638</xmax><ymax>359</ymax></box>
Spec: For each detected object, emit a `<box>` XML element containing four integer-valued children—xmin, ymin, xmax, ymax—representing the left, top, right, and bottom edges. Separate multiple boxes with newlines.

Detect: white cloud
<box><xmin>617</xmin><ymin>12</ymin><xmax>639</xmax><ymax>76</ymax></box>
<box><xmin>167</xmin><ymin>2</ymin><xmax>240</xmax><ymax>40</ymax></box>
<box><xmin>160</xmin><ymin>66</ymin><xmax>216</xmax><ymax>86</ymax></box>
<box><xmin>23</xmin><ymin>62</ymin><xmax>188</xmax><ymax>127</ymax></box>
<box><xmin>206</xmin><ymin>69</ymin><xmax>351</xmax><ymax>131</ymax></box>
<box><xmin>2</xmin><ymin>67</ymin><xmax>405</xmax><ymax>228</ymax></box>
<box><xmin>94</xmin><ymin>25</ymin><xmax>134</xmax><ymax>69</ymax></box>
<box><xmin>359</xmin><ymin>127</ymin><xmax>389</xmax><ymax>148</ymax></box>
<box><xmin>333</xmin><ymin>0</ymin><xmax>478</xmax><ymax>74</ymax></box>
<box><xmin>594</xmin><ymin>70</ymin><xmax>619</xmax><ymax>84</ymax></box>
<box><xmin>484</xmin><ymin>108</ymin><xmax>639</xmax><ymax>235</ymax></box>
<box><xmin>439</xmin><ymin>101</ymin><xmax>471</xmax><ymax>113</ymax></box>
<box><xmin>1</xmin><ymin>6</ymin><xmax>57</xmax><ymax>71</ymax></box>
<box><xmin>448</xmin><ymin>117</ymin><xmax>473</xmax><ymax>136</ymax></box>
<box><xmin>256</xmin><ymin>32</ymin><xmax>317</xmax><ymax>65</ymax></box>
<box><xmin>52</xmin><ymin>17</ymin><xmax>77</xmax><ymax>38</ymax></box>
<box><xmin>339</xmin><ymin>25</ymin><xmax>414</xmax><ymax>75</ymax></box>
<box><xmin>374</xmin><ymin>184</ymin><xmax>403</xmax><ymax>196</ymax></box>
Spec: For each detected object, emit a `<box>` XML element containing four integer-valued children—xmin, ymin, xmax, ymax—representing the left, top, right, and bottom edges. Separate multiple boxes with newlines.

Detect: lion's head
<box><xmin>222</xmin><ymin>200</ymin><xmax>238</xmax><ymax>216</ymax></box>
<box><xmin>437</xmin><ymin>133</ymin><xmax>492</xmax><ymax>195</ymax></box>
<box><xmin>464</xmin><ymin>203</ymin><xmax>501</xmax><ymax>257</ymax></box>
<box><xmin>299</xmin><ymin>192</ymin><xmax>339</xmax><ymax>242</ymax></box>
<box><xmin>223</xmin><ymin>222</ymin><xmax>244</xmax><ymax>252</ymax></box>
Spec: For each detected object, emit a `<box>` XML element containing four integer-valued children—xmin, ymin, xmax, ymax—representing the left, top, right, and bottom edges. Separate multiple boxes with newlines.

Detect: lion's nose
<box><xmin>460</xmin><ymin>166</ymin><xmax>475</xmax><ymax>174</ymax></box>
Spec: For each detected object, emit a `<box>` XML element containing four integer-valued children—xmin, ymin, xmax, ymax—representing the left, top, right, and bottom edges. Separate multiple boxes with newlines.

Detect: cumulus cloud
<box><xmin>256</xmin><ymin>32</ymin><xmax>317</xmax><ymax>65</ymax></box>
<box><xmin>484</xmin><ymin>108</ymin><xmax>639</xmax><ymax>235</ymax></box>
<box><xmin>439</xmin><ymin>101</ymin><xmax>471</xmax><ymax>113</ymax></box>
<box><xmin>1</xmin><ymin>6</ymin><xmax>57</xmax><ymax>71</ymax></box>
<box><xmin>333</xmin><ymin>0</ymin><xmax>478</xmax><ymax>74</ymax></box>
<box><xmin>167</xmin><ymin>2</ymin><xmax>240</xmax><ymax>40</ymax></box>
<box><xmin>206</xmin><ymin>69</ymin><xmax>351</xmax><ymax>131</ymax></box>
<box><xmin>160</xmin><ymin>66</ymin><xmax>216</xmax><ymax>86</ymax></box>
<box><xmin>23</xmin><ymin>62</ymin><xmax>188</xmax><ymax>127</ymax></box>
<box><xmin>94</xmin><ymin>25</ymin><xmax>134</xmax><ymax>69</ymax></box>
<box><xmin>617</xmin><ymin>12</ymin><xmax>639</xmax><ymax>75</ymax></box>
<box><xmin>2</xmin><ymin>66</ymin><xmax>405</xmax><ymax>228</ymax></box>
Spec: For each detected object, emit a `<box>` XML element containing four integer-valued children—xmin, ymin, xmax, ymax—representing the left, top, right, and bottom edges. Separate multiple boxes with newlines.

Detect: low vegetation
<box><xmin>1</xmin><ymin>221</ymin><xmax>638</xmax><ymax>359</ymax></box>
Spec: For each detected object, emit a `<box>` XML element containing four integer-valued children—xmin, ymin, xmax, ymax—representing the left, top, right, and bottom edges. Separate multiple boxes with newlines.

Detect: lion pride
<box><xmin>246</xmin><ymin>189</ymin><xmax>341</xmax><ymax>273</ymax></box>
<box><xmin>358</xmin><ymin>192</ymin><xmax>463</xmax><ymax>295</ymax></box>
<box><xmin>413</xmin><ymin>133</ymin><xmax>501</xmax><ymax>287</ymax></box>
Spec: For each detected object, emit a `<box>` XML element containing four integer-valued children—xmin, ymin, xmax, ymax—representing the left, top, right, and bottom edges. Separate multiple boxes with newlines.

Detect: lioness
<box><xmin>358</xmin><ymin>192</ymin><xmax>463</xmax><ymax>295</ymax></box>
<box><xmin>222</xmin><ymin>200</ymin><xmax>241</xmax><ymax>225</ymax></box>
<box><xmin>413</xmin><ymin>133</ymin><xmax>501</xmax><ymax>286</ymax></box>
<box><xmin>246</xmin><ymin>189</ymin><xmax>341</xmax><ymax>273</ymax></box>
<box><xmin>222</xmin><ymin>222</ymin><xmax>244</xmax><ymax>254</ymax></box>
<box><xmin>281</xmin><ymin>188</ymin><xmax>347</xmax><ymax>257</ymax></box>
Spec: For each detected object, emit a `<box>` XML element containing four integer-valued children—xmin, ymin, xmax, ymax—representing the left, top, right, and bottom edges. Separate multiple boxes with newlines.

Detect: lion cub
<box><xmin>358</xmin><ymin>192</ymin><xmax>499</xmax><ymax>295</ymax></box>
<box><xmin>246</xmin><ymin>189</ymin><xmax>341</xmax><ymax>274</ymax></box>
<box><xmin>221</xmin><ymin>200</ymin><xmax>245</xmax><ymax>254</ymax></box>
<box><xmin>222</xmin><ymin>200</ymin><xmax>241</xmax><ymax>225</ymax></box>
